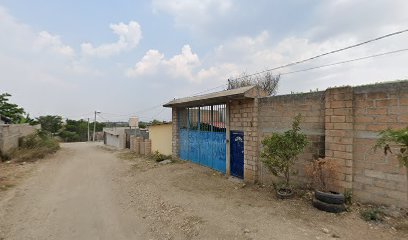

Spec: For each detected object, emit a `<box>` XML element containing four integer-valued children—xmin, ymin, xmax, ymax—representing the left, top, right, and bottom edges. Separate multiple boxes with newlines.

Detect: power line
<box><xmin>233</xmin><ymin>28</ymin><xmax>408</xmax><ymax>80</ymax></box>
<box><xmin>280</xmin><ymin>48</ymin><xmax>408</xmax><ymax>76</ymax></box>
<box><xmin>151</xmin><ymin>108</ymin><xmax>166</xmax><ymax>119</ymax></box>
<box><xmin>97</xmin><ymin>83</ymin><xmax>229</xmax><ymax>120</ymax></box>
<box><xmin>190</xmin><ymin>84</ymin><xmax>227</xmax><ymax>96</ymax></box>
<box><xmin>81</xmin><ymin>47</ymin><xmax>408</xmax><ymax>122</ymax></box>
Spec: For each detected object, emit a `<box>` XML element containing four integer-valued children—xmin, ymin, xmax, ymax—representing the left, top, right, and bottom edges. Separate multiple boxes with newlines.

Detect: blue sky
<box><xmin>1</xmin><ymin>0</ymin><xmax>407</xmax><ymax>122</ymax></box>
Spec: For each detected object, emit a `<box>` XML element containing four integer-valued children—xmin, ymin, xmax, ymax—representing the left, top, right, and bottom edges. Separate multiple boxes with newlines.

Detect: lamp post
<box><xmin>93</xmin><ymin>111</ymin><xmax>101</xmax><ymax>141</ymax></box>
<box><xmin>87</xmin><ymin>118</ymin><xmax>90</xmax><ymax>142</ymax></box>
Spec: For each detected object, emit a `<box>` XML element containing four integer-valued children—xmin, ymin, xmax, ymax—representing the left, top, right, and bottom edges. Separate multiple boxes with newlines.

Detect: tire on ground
<box><xmin>312</xmin><ymin>198</ymin><xmax>346</xmax><ymax>213</ymax></box>
<box><xmin>315</xmin><ymin>191</ymin><xmax>345</xmax><ymax>204</ymax></box>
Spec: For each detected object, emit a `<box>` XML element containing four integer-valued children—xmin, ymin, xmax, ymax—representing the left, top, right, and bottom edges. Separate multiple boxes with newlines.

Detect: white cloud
<box><xmin>34</xmin><ymin>31</ymin><xmax>75</xmax><ymax>57</ymax></box>
<box><xmin>127</xmin><ymin>45</ymin><xmax>200</xmax><ymax>81</ymax></box>
<box><xmin>81</xmin><ymin>21</ymin><xmax>142</xmax><ymax>58</ymax></box>
<box><xmin>152</xmin><ymin>0</ymin><xmax>233</xmax><ymax>33</ymax></box>
<box><xmin>126</xmin><ymin>50</ymin><xmax>164</xmax><ymax>76</ymax></box>
<box><xmin>165</xmin><ymin>45</ymin><xmax>200</xmax><ymax>79</ymax></box>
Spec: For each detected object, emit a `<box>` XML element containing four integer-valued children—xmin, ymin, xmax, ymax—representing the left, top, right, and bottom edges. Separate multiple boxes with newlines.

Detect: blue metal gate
<box><xmin>230</xmin><ymin>131</ymin><xmax>244</xmax><ymax>178</ymax></box>
<box><xmin>179</xmin><ymin>105</ymin><xmax>227</xmax><ymax>173</ymax></box>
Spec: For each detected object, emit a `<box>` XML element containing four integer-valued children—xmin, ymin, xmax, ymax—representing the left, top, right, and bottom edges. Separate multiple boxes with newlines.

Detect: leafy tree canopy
<box><xmin>375</xmin><ymin>127</ymin><xmax>408</xmax><ymax>168</ymax></box>
<box><xmin>59</xmin><ymin>119</ymin><xmax>105</xmax><ymax>142</ymax></box>
<box><xmin>36</xmin><ymin>115</ymin><xmax>63</xmax><ymax>134</ymax></box>
<box><xmin>0</xmin><ymin>93</ymin><xmax>26</xmax><ymax>123</ymax></box>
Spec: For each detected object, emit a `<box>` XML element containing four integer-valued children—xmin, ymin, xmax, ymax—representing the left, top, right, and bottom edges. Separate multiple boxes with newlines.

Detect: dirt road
<box><xmin>0</xmin><ymin>142</ymin><xmax>406</xmax><ymax>239</ymax></box>
<box><xmin>0</xmin><ymin>143</ymin><xmax>149</xmax><ymax>239</ymax></box>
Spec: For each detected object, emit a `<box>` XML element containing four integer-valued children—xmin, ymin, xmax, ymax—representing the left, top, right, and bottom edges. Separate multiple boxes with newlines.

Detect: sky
<box><xmin>1</xmin><ymin>0</ymin><xmax>407</xmax><ymax>122</ymax></box>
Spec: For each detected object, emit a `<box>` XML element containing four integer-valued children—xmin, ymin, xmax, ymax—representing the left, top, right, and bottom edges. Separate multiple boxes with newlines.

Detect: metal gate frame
<box><xmin>178</xmin><ymin>104</ymin><xmax>227</xmax><ymax>173</ymax></box>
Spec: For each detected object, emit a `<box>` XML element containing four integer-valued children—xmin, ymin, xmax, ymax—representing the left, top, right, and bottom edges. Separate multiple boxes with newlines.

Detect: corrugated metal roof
<box><xmin>163</xmin><ymin>86</ymin><xmax>262</xmax><ymax>107</ymax></box>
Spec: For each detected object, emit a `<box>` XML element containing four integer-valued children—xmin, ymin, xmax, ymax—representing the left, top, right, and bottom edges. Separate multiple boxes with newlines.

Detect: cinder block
<box><xmin>365</xmin><ymin>169</ymin><xmax>385</xmax><ymax>179</ymax></box>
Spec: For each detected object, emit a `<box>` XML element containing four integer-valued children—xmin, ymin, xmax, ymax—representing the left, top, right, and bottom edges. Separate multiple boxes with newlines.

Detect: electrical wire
<box><xmin>190</xmin><ymin>84</ymin><xmax>228</xmax><ymax>96</ymax></box>
<box><xmin>280</xmin><ymin>48</ymin><xmax>408</xmax><ymax>76</ymax></box>
<box><xmin>91</xmin><ymin>29</ymin><xmax>408</xmax><ymax>121</ymax></box>
<box><xmin>232</xmin><ymin>28</ymin><xmax>408</xmax><ymax>80</ymax></box>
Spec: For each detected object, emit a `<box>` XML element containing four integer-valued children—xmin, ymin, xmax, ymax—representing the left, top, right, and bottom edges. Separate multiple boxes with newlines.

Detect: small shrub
<box><xmin>152</xmin><ymin>151</ymin><xmax>171</xmax><ymax>162</ymax></box>
<box><xmin>304</xmin><ymin>158</ymin><xmax>339</xmax><ymax>192</ymax></box>
<box><xmin>344</xmin><ymin>189</ymin><xmax>353</xmax><ymax>205</ymax></box>
<box><xmin>360</xmin><ymin>208</ymin><xmax>384</xmax><ymax>222</ymax></box>
<box><xmin>11</xmin><ymin>130</ymin><xmax>60</xmax><ymax>162</ymax></box>
<box><xmin>260</xmin><ymin>114</ymin><xmax>309</xmax><ymax>188</ymax></box>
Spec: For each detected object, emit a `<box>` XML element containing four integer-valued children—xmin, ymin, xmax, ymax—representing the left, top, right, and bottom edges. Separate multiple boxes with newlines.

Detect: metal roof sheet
<box><xmin>163</xmin><ymin>86</ymin><xmax>262</xmax><ymax>107</ymax></box>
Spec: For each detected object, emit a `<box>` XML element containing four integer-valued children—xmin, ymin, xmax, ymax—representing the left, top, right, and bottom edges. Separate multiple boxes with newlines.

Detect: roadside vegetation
<box><xmin>7</xmin><ymin>130</ymin><xmax>60</xmax><ymax>162</ymax></box>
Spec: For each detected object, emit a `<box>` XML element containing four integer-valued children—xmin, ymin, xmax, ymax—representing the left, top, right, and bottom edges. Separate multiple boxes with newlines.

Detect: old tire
<box><xmin>312</xmin><ymin>198</ymin><xmax>345</xmax><ymax>213</ymax></box>
<box><xmin>315</xmin><ymin>190</ymin><xmax>345</xmax><ymax>204</ymax></box>
<box><xmin>276</xmin><ymin>188</ymin><xmax>294</xmax><ymax>199</ymax></box>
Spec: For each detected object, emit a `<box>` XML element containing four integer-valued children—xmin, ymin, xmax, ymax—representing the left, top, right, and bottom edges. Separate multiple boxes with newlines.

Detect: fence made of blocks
<box><xmin>130</xmin><ymin>136</ymin><xmax>151</xmax><ymax>155</ymax></box>
<box><xmin>257</xmin><ymin>82</ymin><xmax>408</xmax><ymax>208</ymax></box>
<box><xmin>170</xmin><ymin>81</ymin><xmax>408</xmax><ymax>208</ymax></box>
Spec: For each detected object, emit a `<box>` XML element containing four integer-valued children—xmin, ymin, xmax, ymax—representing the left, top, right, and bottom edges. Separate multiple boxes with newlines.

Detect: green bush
<box><xmin>375</xmin><ymin>127</ymin><xmax>408</xmax><ymax>167</ymax></box>
<box><xmin>344</xmin><ymin>189</ymin><xmax>353</xmax><ymax>205</ymax></box>
<box><xmin>152</xmin><ymin>150</ymin><xmax>171</xmax><ymax>162</ymax></box>
<box><xmin>11</xmin><ymin>130</ymin><xmax>60</xmax><ymax>162</ymax></box>
<box><xmin>360</xmin><ymin>208</ymin><xmax>384</xmax><ymax>222</ymax></box>
<box><xmin>260</xmin><ymin>114</ymin><xmax>309</xmax><ymax>188</ymax></box>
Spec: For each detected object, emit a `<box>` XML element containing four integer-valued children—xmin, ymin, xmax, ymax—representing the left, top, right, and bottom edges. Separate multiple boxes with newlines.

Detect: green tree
<box><xmin>36</xmin><ymin>115</ymin><xmax>63</xmax><ymax>134</ymax></box>
<box><xmin>260</xmin><ymin>114</ymin><xmax>309</xmax><ymax>187</ymax></box>
<box><xmin>0</xmin><ymin>93</ymin><xmax>25</xmax><ymax>123</ymax></box>
<box><xmin>138</xmin><ymin>121</ymin><xmax>147</xmax><ymax>129</ymax></box>
<box><xmin>375</xmin><ymin>127</ymin><xmax>408</xmax><ymax>168</ymax></box>
<box><xmin>59</xmin><ymin>119</ymin><xmax>105</xmax><ymax>142</ymax></box>
<box><xmin>228</xmin><ymin>71</ymin><xmax>280</xmax><ymax>96</ymax></box>
<box><xmin>150</xmin><ymin>119</ymin><xmax>163</xmax><ymax>126</ymax></box>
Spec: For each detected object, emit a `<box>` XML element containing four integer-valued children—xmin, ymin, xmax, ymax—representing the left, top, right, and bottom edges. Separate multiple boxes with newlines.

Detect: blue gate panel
<box><xmin>189</xmin><ymin>131</ymin><xmax>200</xmax><ymax>164</ymax></box>
<box><xmin>179</xmin><ymin>129</ymin><xmax>189</xmax><ymax>160</ymax></box>
<box><xmin>179</xmin><ymin>129</ymin><xmax>226</xmax><ymax>174</ymax></box>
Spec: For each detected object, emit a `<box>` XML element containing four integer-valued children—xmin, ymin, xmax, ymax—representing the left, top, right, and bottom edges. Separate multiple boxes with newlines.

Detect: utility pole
<box><xmin>87</xmin><ymin>118</ymin><xmax>90</xmax><ymax>141</ymax></box>
<box><xmin>93</xmin><ymin>111</ymin><xmax>100</xmax><ymax>141</ymax></box>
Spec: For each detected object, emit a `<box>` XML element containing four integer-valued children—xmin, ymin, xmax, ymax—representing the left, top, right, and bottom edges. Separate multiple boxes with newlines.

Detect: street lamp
<box><xmin>93</xmin><ymin>111</ymin><xmax>101</xmax><ymax>141</ymax></box>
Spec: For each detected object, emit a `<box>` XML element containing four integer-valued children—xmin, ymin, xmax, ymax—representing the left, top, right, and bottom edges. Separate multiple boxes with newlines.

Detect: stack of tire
<box><xmin>312</xmin><ymin>191</ymin><xmax>346</xmax><ymax>213</ymax></box>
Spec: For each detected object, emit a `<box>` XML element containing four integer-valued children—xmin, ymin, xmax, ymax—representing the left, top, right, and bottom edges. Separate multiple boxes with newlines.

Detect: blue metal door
<box><xmin>178</xmin><ymin>105</ymin><xmax>227</xmax><ymax>174</ymax></box>
<box><xmin>230</xmin><ymin>131</ymin><xmax>244</xmax><ymax>178</ymax></box>
<box><xmin>179</xmin><ymin>129</ymin><xmax>226</xmax><ymax>173</ymax></box>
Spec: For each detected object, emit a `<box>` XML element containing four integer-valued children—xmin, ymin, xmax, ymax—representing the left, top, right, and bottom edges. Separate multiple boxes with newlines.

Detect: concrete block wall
<box><xmin>258</xmin><ymin>92</ymin><xmax>326</xmax><ymax>185</ymax></box>
<box><xmin>171</xmin><ymin>107</ymin><xmax>180</xmax><ymax>158</ymax></box>
<box><xmin>130</xmin><ymin>137</ymin><xmax>151</xmax><ymax>155</ymax></box>
<box><xmin>352</xmin><ymin>82</ymin><xmax>408</xmax><ymax>207</ymax></box>
<box><xmin>0</xmin><ymin>124</ymin><xmax>39</xmax><ymax>154</ymax></box>
<box><xmin>170</xmin><ymin>81</ymin><xmax>408</xmax><ymax>207</ymax></box>
<box><xmin>257</xmin><ymin>82</ymin><xmax>408</xmax><ymax>207</ymax></box>
<box><xmin>325</xmin><ymin>87</ymin><xmax>354</xmax><ymax>191</ymax></box>
<box><xmin>229</xmin><ymin>98</ymin><xmax>261</xmax><ymax>182</ymax></box>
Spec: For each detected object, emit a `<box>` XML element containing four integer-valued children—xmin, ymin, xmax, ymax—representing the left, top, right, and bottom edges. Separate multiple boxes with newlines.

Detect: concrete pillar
<box><xmin>171</xmin><ymin>107</ymin><xmax>180</xmax><ymax>158</ymax></box>
<box><xmin>129</xmin><ymin>136</ymin><xmax>136</xmax><ymax>151</ymax></box>
<box><xmin>325</xmin><ymin>87</ymin><xmax>354</xmax><ymax>192</ymax></box>
<box><xmin>134</xmin><ymin>137</ymin><xmax>141</xmax><ymax>154</ymax></box>
<box><xmin>144</xmin><ymin>139</ymin><xmax>152</xmax><ymax>155</ymax></box>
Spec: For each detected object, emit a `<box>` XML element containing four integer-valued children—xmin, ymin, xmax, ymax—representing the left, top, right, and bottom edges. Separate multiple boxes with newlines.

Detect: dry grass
<box><xmin>9</xmin><ymin>131</ymin><xmax>60</xmax><ymax>162</ymax></box>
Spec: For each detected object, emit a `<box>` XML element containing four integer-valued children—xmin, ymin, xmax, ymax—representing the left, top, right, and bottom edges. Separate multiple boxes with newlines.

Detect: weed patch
<box><xmin>152</xmin><ymin>151</ymin><xmax>172</xmax><ymax>162</ymax></box>
<box><xmin>9</xmin><ymin>130</ymin><xmax>60</xmax><ymax>162</ymax></box>
<box><xmin>360</xmin><ymin>208</ymin><xmax>384</xmax><ymax>222</ymax></box>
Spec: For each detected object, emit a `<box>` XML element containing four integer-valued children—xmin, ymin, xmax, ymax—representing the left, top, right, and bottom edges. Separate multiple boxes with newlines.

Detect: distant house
<box><xmin>103</xmin><ymin>127</ymin><xmax>127</xmax><ymax>149</ymax></box>
<box><xmin>149</xmin><ymin>122</ymin><xmax>172</xmax><ymax>155</ymax></box>
<box><xmin>103</xmin><ymin>127</ymin><xmax>148</xmax><ymax>149</ymax></box>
